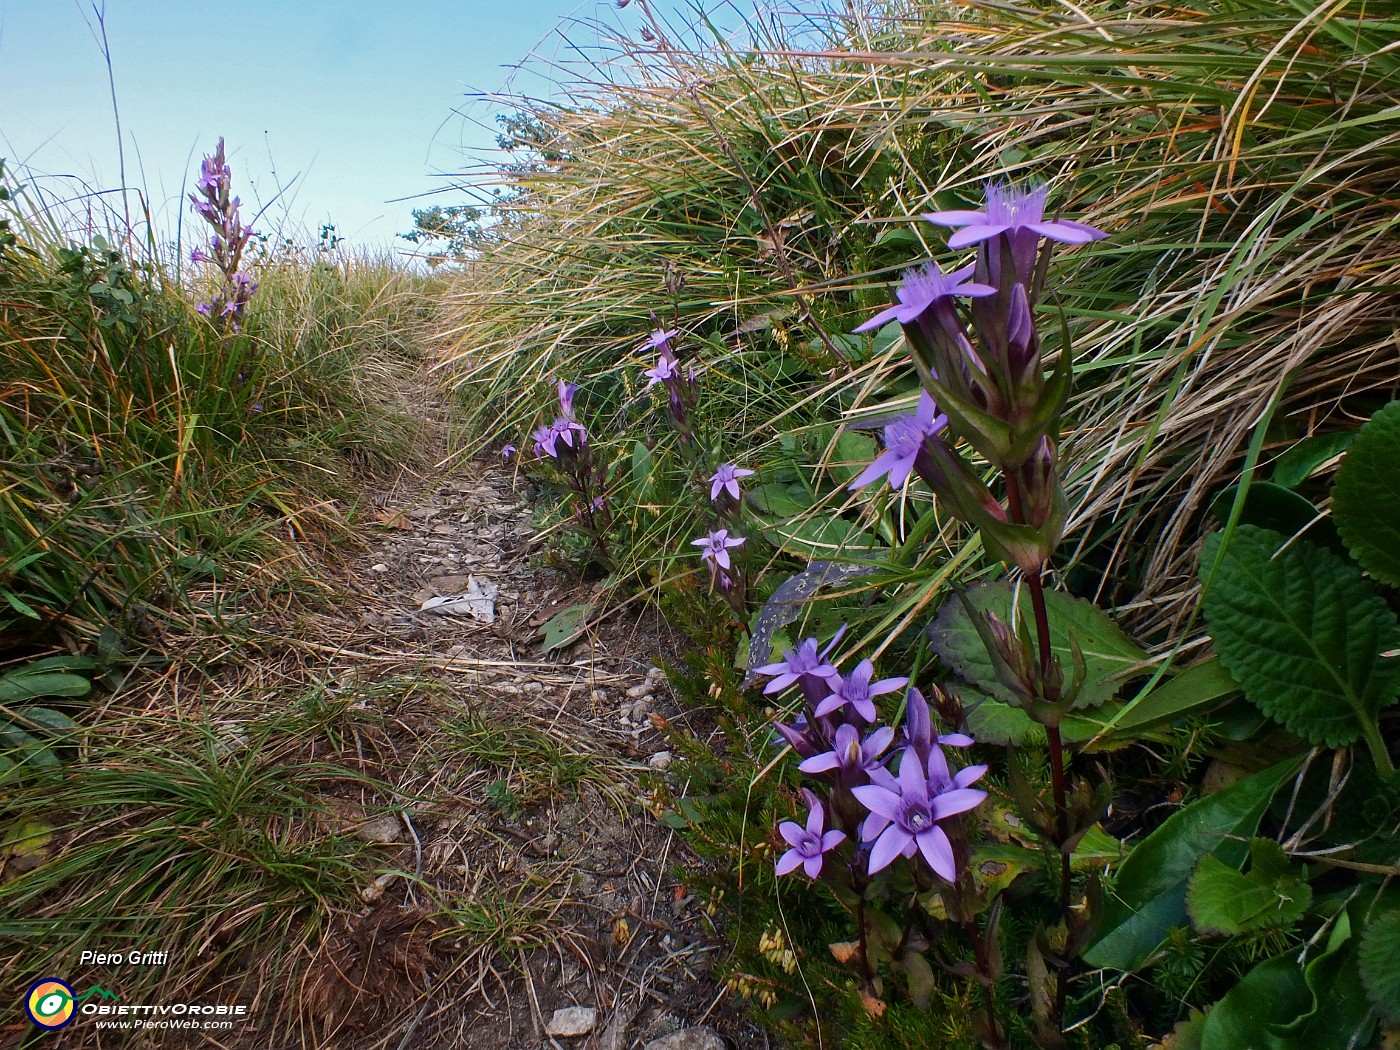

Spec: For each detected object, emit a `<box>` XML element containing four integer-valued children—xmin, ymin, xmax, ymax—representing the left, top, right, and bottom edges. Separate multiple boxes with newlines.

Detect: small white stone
<box><xmin>646</xmin><ymin>666</ymin><xmax>665</xmax><ymax>683</ymax></box>
<box><xmin>625</xmin><ymin>682</ymin><xmax>655</xmax><ymax>699</ymax></box>
<box><xmin>648</xmin><ymin>751</ymin><xmax>673</xmax><ymax>771</ymax></box>
<box><xmin>370</xmin><ymin>563</ymin><xmax>390</xmax><ymax>573</ymax></box>
<box><xmin>545</xmin><ymin>1006</ymin><xmax>598</xmax><ymax>1037</ymax></box>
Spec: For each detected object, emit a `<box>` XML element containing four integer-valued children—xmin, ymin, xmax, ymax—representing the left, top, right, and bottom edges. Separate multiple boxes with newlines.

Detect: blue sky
<box><xmin>0</xmin><ymin>0</ymin><xmax>681</xmax><ymax>251</ymax></box>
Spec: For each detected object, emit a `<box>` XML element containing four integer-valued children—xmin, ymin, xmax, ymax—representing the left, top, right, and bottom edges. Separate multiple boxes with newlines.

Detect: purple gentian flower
<box><xmin>754</xmin><ymin>629</ymin><xmax>846</xmax><ymax>696</ymax></box>
<box><xmin>923</xmin><ymin>182</ymin><xmax>1107</xmax><ymax>251</ymax></box>
<box><xmin>771</xmin><ymin>713</ymin><xmax>828</xmax><ymax>759</ymax></box>
<box><xmin>709</xmin><ymin>464</ymin><xmax>756</xmax><ymax>501</ymax></box>
<box><xmin>854</xmin><ymin>262</ymin><xmax>995</xmax><ymax>334</ymax></box>
<box><xmin>691</xmin><ymin>529</ymin><xmax>745</xmax><ymax>571</ymax></box>
<box><xmin>852</xmin><ymin>749</ymin><xmax>987</xmax><ymax>879</ymax></box>
<box><xmin>195</xmin><ymin>302</ymin><xmax>212</xmax><ymax>317</ymax></box>
<box><xmin>501</xmin><ymin>444</ymin><xmax>518</xmax><ymax>459</ymax></box>
<box><xmin>848</xmin><ymin>391</ymin><xmax>949</xmax><ymax>491</ymax></box>
<box><xmin>643</xmin><ymin>327</ymin><xmax>679</xmax><ymax>351</ymax></box>
<box><xmin>813</xmin><ymin>660</ymin><xmax>909</xmax><ymax>721</ymax></box>
<box><xmin>533</xmin><ymin>417</ymin><xmax>587</xmax><ymax>459</ymax></box>
<box><xmin>643</xmin><ymin>348</ymin><xmax>680</xmax><ymax>389</ymax></box>
<box><xmin>776</xmin><ymin>791</ymin><xmax>846</xmax><ymax>878</ymax></box>
<box><xmin>798</xmin><ymin>722</ymin><xmax>895</xmax><ymax>777</ymax></box>
<box><xmin>190</xmin><ymin>248</ymin><xmax>212</xmax><ymax>265</ymax></box>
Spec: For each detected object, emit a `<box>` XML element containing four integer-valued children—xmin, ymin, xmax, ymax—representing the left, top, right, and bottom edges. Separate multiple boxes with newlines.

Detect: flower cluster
<box><xmin>851</xmin><ymin>182</ymin><xmax>1107</xmax><ymax>575</ymax></box>
<box><xmin>187</xmin><ymin>138</ymin><xmax>259</xmax><ymax>330</ymax></box>
<box><xmin>533</xmin><ymin>380</ymin><xmax>610</xmax><ymax>537</ymax></box>
<box><xmin>642</xmin><ymin>327</ymin><xmax>698</xmax><ymax>445</ymax></box>
<box><xmin>762</xmin><ymin>634</ymin><xmax>986</xmax><ymax>885</ymax></box>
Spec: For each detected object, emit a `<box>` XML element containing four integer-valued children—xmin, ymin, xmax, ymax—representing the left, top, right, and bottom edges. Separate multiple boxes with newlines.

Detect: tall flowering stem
<box><xmin>187</xmin><ymin>138</ymin><xmax>258</xmax><ymax>331</ymax></box>
<box><xmin>534</xmin><ymin>380</ymin><xmax>613</xmax><ymax>564</ymax></box>
<box><xmin>852</xmin><ymin>180</ymin><xmax>1107</xmax><ymax>1033</ymax></box>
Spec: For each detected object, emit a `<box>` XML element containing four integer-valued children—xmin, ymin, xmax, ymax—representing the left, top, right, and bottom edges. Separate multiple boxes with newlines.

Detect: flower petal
<box><xmin>851</xmin><ymin>784</ymin><xmax>902</xmax><ymax>823</ymax></box>
<box><xmin>946</xmin><ymin>223</ymin><xmax>1009</xmax><ymax>249</ymax></box>
<box><xmin>775</xmin><ymin>848</ymin><xmax>805</xmax><ymax>876</ymax></box>
<box><xmin>853</xmin><ymin>304</ymin><xmax>903</xmax><ymax>334</ymax></box>
<box><xmin>821</xmin><ymin>829</ymin><xmax>847</xmax><ymax>851</ymax></box>
<box><xmin>803</xmin><ymin>853</ymin><xmax>826</xmax><ymax>879</ymax></box>
<box><xmin>867</xmin><ymin>826</ymin><xmax>912</xmax><ymax>873</ymax></box>
<box><xmin>798</xmin><ymin>752</ymin><xmax>839</xmax><ymax>774</ymax></box>
<box><xmin>916</xmin><ymin>825</ymin><xmax>957</xmax><ymax>882</ymax></box>
<box><xmin>930</xmin><ymin>787</ymin><xmax>988</xmax><ymax>820</ymax></box>
<box><xmin>922</xmin><ymin>209</ymin><xmax>987</xmax><ymax>227</ymax></box>
<box><xmin>1026</xmin><ymin>219</ymin><xmax>1104</xmax><ymax>244</ymax></box>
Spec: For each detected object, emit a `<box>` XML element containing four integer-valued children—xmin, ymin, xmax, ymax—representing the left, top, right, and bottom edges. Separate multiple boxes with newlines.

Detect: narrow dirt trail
<box><xmin>274</xmin><ymin>380</ymin><xmax>764</xmax><ymax>1050</ymax></box>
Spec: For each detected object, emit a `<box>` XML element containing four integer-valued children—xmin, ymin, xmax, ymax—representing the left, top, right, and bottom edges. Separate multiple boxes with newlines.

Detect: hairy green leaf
<box><xmin>1186</xmin><ymin>837</ymin><xmax>1311</xmax><ymax>936</ymax></box>
<box><xmin>1200</xmin><ymin>526</ymin><xmax>1400</xmax><ymax>762</ymax></box>
<box><xmin>538</xmin><ymin>603</ymin><xmax>591</xmax><ymax>651</ymax></box>
<box><xmin>1359</xmin><ymin>908</ymin><xmax>1400</xmax><ymax>1022</ymax></box>
<box><xmin>1333</xmin><ymin>399</ymin><xmax>1400</xmax><ymax>587</ymax></box>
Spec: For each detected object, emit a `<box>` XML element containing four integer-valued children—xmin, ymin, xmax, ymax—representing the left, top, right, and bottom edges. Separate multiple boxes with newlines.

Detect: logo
<box><xmin>25</xmin><ymin>978</ymin><xmax>76</xmax><ymax>1029</ymax></box>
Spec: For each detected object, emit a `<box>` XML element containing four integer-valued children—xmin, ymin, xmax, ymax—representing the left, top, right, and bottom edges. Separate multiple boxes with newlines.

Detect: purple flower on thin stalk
<box><xmin>709</xmin><ymin>464</ymin><xmax>755</xmax><ymax>501</ymax></box>
<box><xmin>691</xmin><ymin>529</ymin><xmax>745</xmax><ymax>571</ymax></box>
<box><xmin>643</xmin><ymin>347</ymin><xmax>680</xmax><ymax>389</ymax></box>
<box><xmin>643</xmin><ymin>327</ymin><xmax>679</xmax><ymax>351</ymax></box>
<box><xmin>923</xmin><ymin>182</ymin><xmax>1107</xmax><ymax>251</ymax></box>
<box><xmin>853</xmin><ymin>262</ymin><xmax>994</xmax><ymax>334</ymax></box>
<box><xmin>533</xmin><ymin>416</ymin><xmax>587</xmax><ymax>460</ymax></box>
<box><xmin>799</xmin><ymin>722</ymin><xmax>895</xmax><ymax>778</ymax></box>
<box><xmin>776</xmin><ymin>791</ymin><xmax>846</xmax><ymax>878</ymax></box>
<box><xmin>754</xmin><ymin>630</ymin><xmax>846</xmax><ymax>696</ymax></box>
<box><xmin>814</xmin><ymin>660</ymin><xmax>909</xmax><ymax>722</ymax></box>
<box><xmin>848</xmin><ymin>391</ymin><xmax>949</xmax><ymax>492</ymax></box>
<box><xmin>853</xmin><ymin>749</ymin><xmax>987</xmax><ymax>879</ymax></box>
<box><xmin>557</xmin><ymin>380</ymin><xmax>578</xmax><ymax>420</ymax></box>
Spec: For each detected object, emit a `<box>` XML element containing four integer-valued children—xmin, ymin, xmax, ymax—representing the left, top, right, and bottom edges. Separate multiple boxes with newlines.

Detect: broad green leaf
<box><xmin>1208</xmin><ymin>482</ymin><xmax>1343</xmax><ymax>555</ymax></box>
<box><xmin>630</xmin><ymin>440</ymin><xmax>652</xmax><ymax>496</ymax></box>
<box><xmin>928</xmin><ymin>580</ymin><xmax>1148</xmax><ymax>711</ymax></box>
<box><xmin>749</xmin><ymin>481</ymin><xmax>812</xmax><ymax>519</ymax></box>
<box><xmin>1272</xmin><ymin>430</ymin><xmax>1356</xmax><ymax>489</ymax></box>
<box><xmin>537</xmin><ymin>603</ymin><xmax>591</xmax><ymax>651</ymax></box>
<box><xmin>1201</xmin><ymin>526</ymin><xmax>1400</xmax><ymax>760</ymax></box>
<box><xmin>1333</xmin><ymin>399</ymin><xmax>1400</xmax><ymax>587</ymax></box>
<box><xmin>1109</xmin><ymin>657</ymin><xmax>1241</xmax><ymax>737</ymax></box>
<box><xmin>0</xmin><ymin>668</ymin><xmax>91</xmax><ymax>704</ymax></box>
<box><xmin>12</xmin><ymin>707</ymin><xmax>78</xmax><ymax>735</ymax></box>
<box><xmin>1082</xmin><ymin>758</ymin><xmax>1300</xmax><ymax>971</ymax></box>
<box><xmin>1202</xmin><ymin>909</ymin><xmax>1375</xmax><ymax>1049</ymax></box>
<box><xmin>1359</xmin><ymin>909</ymin><xmax>1400</xmax><ymax>1022</ymax></box>
<box><xmin>762</xmin><ymin>515</ymin><xmax>879</xmax><ymax>559</ymax></box>
<box><xmin>825</xmin><ymin>430</ymin><xmax>876</xmax><ymax>489</ymax></box>
<box><xmin>1186</xmin><ymin>837</ymin><xmax>1311</xmax><ymax>936</ymax></box>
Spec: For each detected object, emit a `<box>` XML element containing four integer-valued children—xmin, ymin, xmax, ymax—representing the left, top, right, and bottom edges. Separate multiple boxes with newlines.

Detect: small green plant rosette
<box><xmin>1200</xmin><ymin>525</ymin><xmax>1400</xmax><ymax>774</ymax></box>
<box><xmin>1332</xmin><ymin>399</ymin><xmax>1400</xmax><ymax>588</ymax></box>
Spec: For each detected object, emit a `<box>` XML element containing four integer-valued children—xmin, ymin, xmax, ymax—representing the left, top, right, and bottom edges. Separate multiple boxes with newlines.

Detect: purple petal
<box><xmin>851</xmin><ymin>784</ymin><xmax>902</xmax><ymax>824</ymax></box>
<box><xmin>775</xmin><ymin>849</ymin><xmax>805</xmax><ymax>876</ymax></box>
<box><xmin>867</xmin><ymin>826</ymin><xmax>912</xmax><ymax>873</ymax></box>
<box><xmin>803</xmin><ymin>853</ymin><xmax>826</xmax><ymax>879</ymax></box>
<box><xmin>930</xmin><ymin>787</ymin><xmax>987</xmax><ymax>820</ymax></box>
<box><xmin>853</xmin><ymin>303</ymin><xmax>903</xmax><ymax>334</ymax></box>
<box><xmin>761</xmin><ymin>672</ymin><xmax>799</xmax><ymax>695</ymax></box>
<box><xmin>946</xmin><ymin>224</ymin><xmax>1009</xmax><ymax>249</ymax></box>
<box><xmin>922</xmin><ymin>209</ymin><xmax>987</xmax><ymax>227</ymax></box>
<box><xmin>821</xmin><ymin>829</ymin><xmax>847</xmax><ymax>851</ymax></box>
<box><xmin>954</xmin><ymin>764</ymin><xmax>989</xmax><ymax>788</ymax></box>
<box><xmin>848</xmin><ymin>451</ymin><xmax>899</xmax><ymax>491</ymax></box>
<box><xmin>1026</xmin><ymin>219</ymin><xmax>1104</xmax><ymax>244</ymax></box>
<box><xmin>852</xmin><ymin>696</ymin><xmax>877</xmax><ymax>722</ymax></box>
<box><xmin>798</xmin><ymin>752</ymin><xmax>840</xmax><ymax>773</ymax></box>
<box><xmin>916</xmin><ymin>825</ymin><xmax>957</xmax><ymax>882</ymax></box>
<box><xmin>812</xmin><ymin>695</ymin><xmax>845</xmax><ymax>719</ymax></box>
<box><xmin>940</xmin><ymin>732</ymin><xmax>975</xmax><ymax>748</ymax></box>
<box><xmin>898</xmin><ymin>749</ymin><xmax>930</xmax><ymax>802</ymax></box>
<box><xmin>806</xmin><ymin>800</ymin><xmax>827</xmax><ymax>836</ymax></box>
<box><xmin>861</xmin><ymin>809</ymin><xmax>892</xmax><ymax>842</ymax></box>
<box><xmin>714</xmin><ymin>549</ymin><xmax>732</xmax><ymax>571</ymax></box>
<box><xmin>867</xmin><ymin>676</ymin><xmax>909</xmax><ymax>697</ymax></box>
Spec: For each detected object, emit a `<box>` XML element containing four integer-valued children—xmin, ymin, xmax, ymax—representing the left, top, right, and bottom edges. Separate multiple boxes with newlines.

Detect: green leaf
<box><xmin>1082</xmin><ymin>758</ymin><xmax>1301</xmax><ymax>971</ymax></box>
<box><xmin>1109</xmin><ymin>657</ymin><xmax>1241</xmax><ymax>737</ymax></box>
<box><xmin>928</xmin><ymin>580</ymin><xmax>1148</xmax><ymax>711</ymax></box>
<box><xmin>963</xmin><ymin>696</ymin><xmax>1123</xmax><ymax>747</ymax></box>
<box><xmin>1208</xmin><ymin>482</ymin><xmax>1343</xmax><ymax>555</ymax></box>
<box><xmin>763</xmin><ymin>515</ymin><xmax>879</xmax><ymax>559</ymax></box>
<box><xmin>1186</xmin><ymin>837</ymin><xmax>1311</xmax><ymax>936</ymax></box>
<box><xmin>12</xmin><ymin>706</ymin><xmax>78</xmax><ymax>735</ymax></box>
<box><xmin>0</xmin><ymin>665</ymin><xmax>92</xmax><ymax>704</ymax></box>
<box><xmin>630</xmin><ymin>440</ymin><xmax>652</xmax><ymax>496</ymax></box>
<box><xmin>1359</xmin><ymin>908</ymin><xmax>1400</xmax><ymax>1022</ymax></box>
<box><xmin>1333</xmin><ymin>399</ymin><xmax>1400</xmax><ymax>587</ymax></box>
<box><xmin>1272</xmin><ymin>430</ymin><xmax>1356</xmax><ymax>489</ymax></box>
<box><xmin>537</xmin><ymin>603</ymin><xmax>591</xmax><ymax>651</ymax></box>
<box><xmin>1201</xmin><ymin>526</ymin><xmax>1400</xmax><ymax>765</ymax></box>
<box><xmin>749</xmin><ymin>481</ymin><xmax>812</xmax><ymax>519</ymax></box>
<box><xmin>1201</xmin><ymin>909</ymin><xmax>1375</xmax><ymax>1049</ymax></box>
<box><xmin>895</xmin><ymin>950</ymin><xmax>937</xmax><ymax>1011</ymax></box>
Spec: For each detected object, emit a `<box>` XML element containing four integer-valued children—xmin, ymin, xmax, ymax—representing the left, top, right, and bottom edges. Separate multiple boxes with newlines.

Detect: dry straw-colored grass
<box><xmin>441</xmin><ymin>0</ymin><xmax>1400</xmax><ymax>639</ymax></box>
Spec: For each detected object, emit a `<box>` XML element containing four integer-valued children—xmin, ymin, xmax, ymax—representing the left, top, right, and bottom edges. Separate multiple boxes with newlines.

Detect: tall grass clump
<box><xmin>0</xmin><ymin>150</ymin><xmax>441</xmax><ymax>1039</ymax></box>
<box><xmin>439</xmin><ymin>1</ymin><xmax>1400</xmax><ymax>1045</ymax></box>
<box><xmin>443</xmin><ymin>0</ymin><xmax>1400</xmax><ymax>637</ymax></box>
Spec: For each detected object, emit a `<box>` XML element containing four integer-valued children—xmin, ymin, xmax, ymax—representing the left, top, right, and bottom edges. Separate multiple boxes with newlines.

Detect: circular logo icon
<box><xmin>25</xmin><ymin>978</ymin><xmax>76</xmax><ymax>1029</ymax></box>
